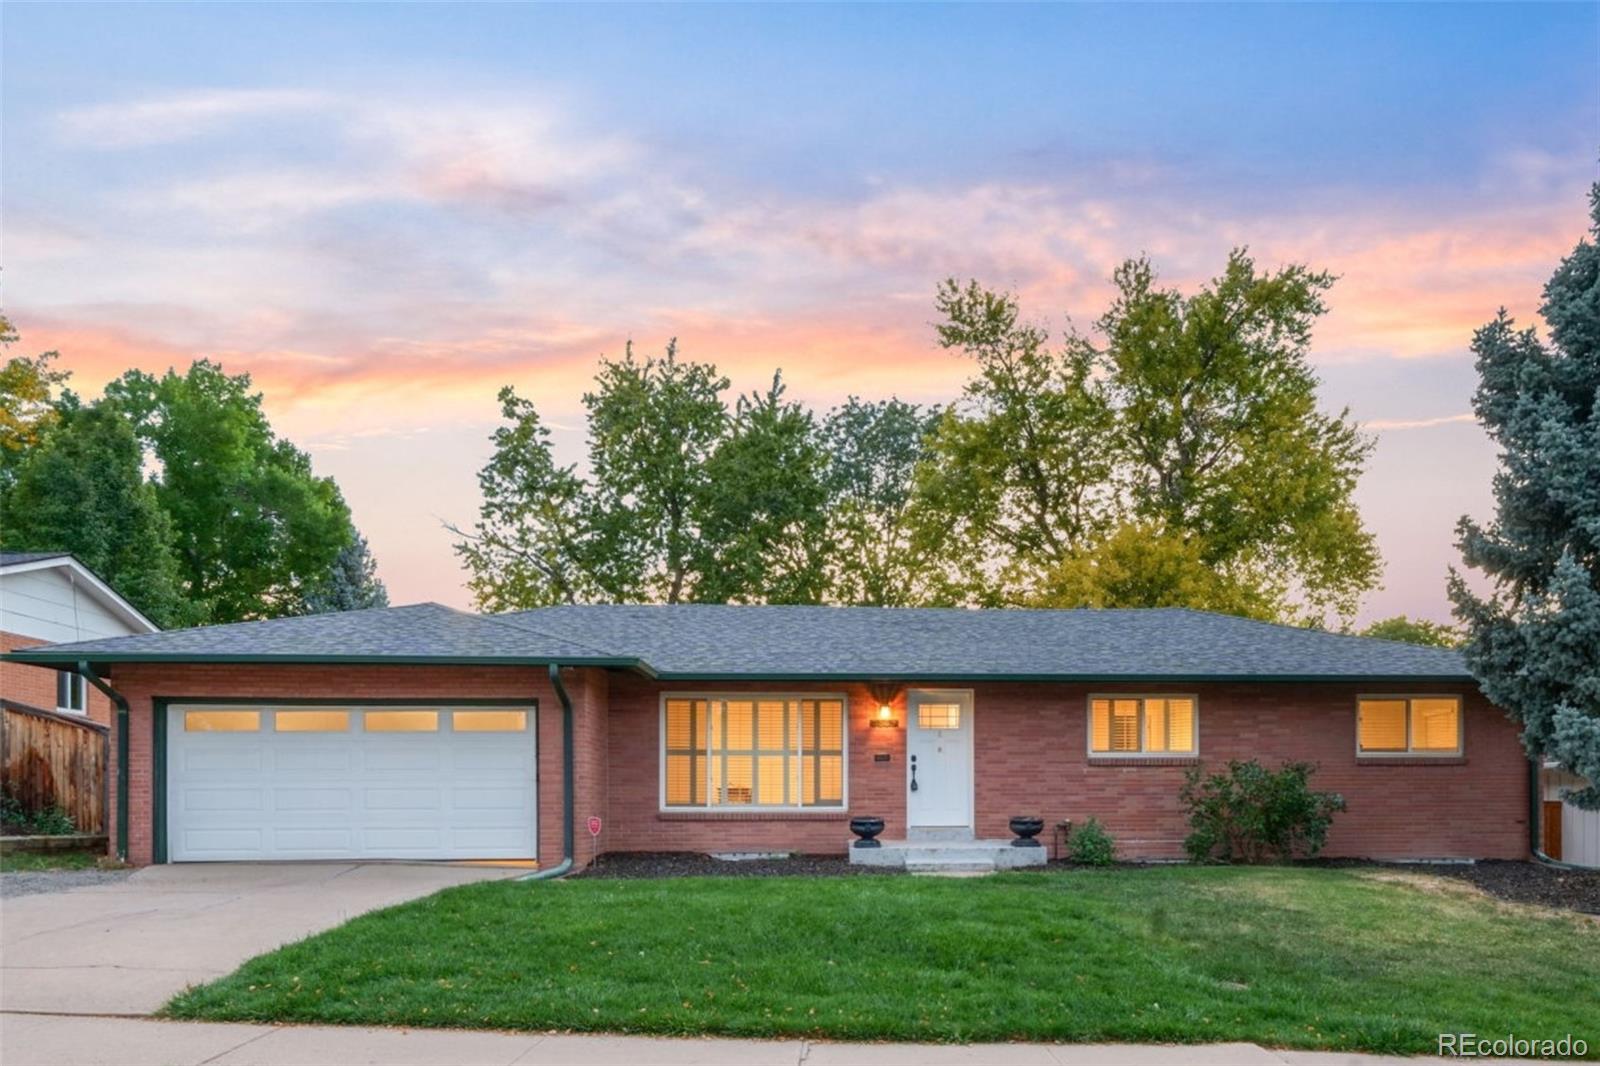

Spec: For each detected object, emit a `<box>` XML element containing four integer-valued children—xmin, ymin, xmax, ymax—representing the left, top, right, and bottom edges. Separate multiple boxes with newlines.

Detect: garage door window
<box><xmin>184</xmin><ymin>709</ymin><xmax>260</xmax><ymax>732</ymax></box>
<box><xmin>453</xmin><ymin>710</ymin><xmax>527</xmax><ymax>732</ymax></box>
<box><xmin>365</xmin><ymin>710</ymin><xmax>439</xmax><ymax>732</ymax></box>
<box><xmin>275</xmin><ymin>710</ymin><xmax>350</xmax><ymax>732</ymax></box>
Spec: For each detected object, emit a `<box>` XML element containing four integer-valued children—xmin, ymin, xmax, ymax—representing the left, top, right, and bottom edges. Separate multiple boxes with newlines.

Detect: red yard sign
<box><xmin>587</xmin><ymin>816</ymin><xmax>602</xmax><ymax>837</ymax></box>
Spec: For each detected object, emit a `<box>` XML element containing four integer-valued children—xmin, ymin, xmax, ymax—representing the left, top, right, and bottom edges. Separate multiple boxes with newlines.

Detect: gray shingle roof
<box><xmin>0</xmin><ymin>601</ymin><xmax>1470</xmax><ymax>680</ymax></box>
<box><xmin>0</xmin><ymin>551</ymin><xmax>73</xmax><ymax>566</ymax></box>
<box><xmin>503</xmin><ymin>605</ymin><xmax>1469</xmax><ymax>680</ymax></box>
<box><xmin>7</xmin><ymin>603</ymin><xmax>625</xmax><ymax>665</ymax></box>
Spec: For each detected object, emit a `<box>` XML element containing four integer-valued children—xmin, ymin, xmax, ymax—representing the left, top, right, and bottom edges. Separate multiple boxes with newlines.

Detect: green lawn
<box><xmin>0</xmin><ymin>848</ymin><xmax>102</xmax><ymax>872</ymax></box>
<box><xmin>165</xmin><ymin>867</ymin><xmax>1600</xmax><ymax>1055</ymax></box>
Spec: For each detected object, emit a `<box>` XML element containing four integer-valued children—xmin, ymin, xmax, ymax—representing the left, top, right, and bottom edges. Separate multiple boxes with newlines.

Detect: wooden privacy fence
<box><xmin>1</xmin><ymin>698</ymin><xmax>108</xmax><ymax>834</ymax></box>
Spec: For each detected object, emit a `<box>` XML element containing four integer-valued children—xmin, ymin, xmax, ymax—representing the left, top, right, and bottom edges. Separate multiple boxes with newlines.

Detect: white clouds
<box><xmin>57</xmin><ymin>89</ymin><xmax>329</xmax><ymax>148</ymax></box>
<box><xmin>1365</xmin><ymin>413</ymin><xmax>1477</xmax><ymax>431</ymax></box>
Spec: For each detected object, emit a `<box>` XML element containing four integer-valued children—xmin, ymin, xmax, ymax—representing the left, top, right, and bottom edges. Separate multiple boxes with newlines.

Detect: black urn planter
<box><xmin>1009</xmin><ymin>816</ymin><xmax>1045</xmax><ymax>847</ymax></box>
<box><xmin>849</xmin><ymin>816</ymin><xmax>886</xmax><ymax>848</ymax></box>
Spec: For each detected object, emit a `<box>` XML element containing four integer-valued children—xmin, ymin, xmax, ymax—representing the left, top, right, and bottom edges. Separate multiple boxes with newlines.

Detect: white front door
<box><xmin>906</xmin><ymin>689</ymin><xmax>974</xmax><ymax>831</ymax></box>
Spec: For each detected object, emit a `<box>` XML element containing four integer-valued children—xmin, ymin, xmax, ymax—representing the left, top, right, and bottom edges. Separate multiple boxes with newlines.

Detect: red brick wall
<box><xmin>101</xmin><ymin>661</ymin><xmax>597</xmax><ymax>867</ymax></box>
<box><xmin>602</xmin><ymin>678</ymin><xmax>1529</xmax><ymax>862</ymax></box>
<box><xmin>1</xmin><ymin>632</ymin><xmax>113</xmax><ymax>726</ymax></box>
<box><xmin>98</xmin><ymin>663</ymin><xmax>1529</xmax><ymax>867</ymax></box>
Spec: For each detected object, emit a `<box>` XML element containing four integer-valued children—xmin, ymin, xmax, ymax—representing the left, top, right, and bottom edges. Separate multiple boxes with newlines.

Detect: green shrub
<box><xmin>1180</xmin><ymin>759</ymin><xmax>1345</xmax><ymax>863</ymax></box>
<box><xmin>1069</xmin><ymin>817</ymin><xmax>1116</xmax><ymax>866</ymax></box>
<box><xmin>29</xmin><ymin>806</ymin><xmax>76</xmax><ymax>836</ymax></box>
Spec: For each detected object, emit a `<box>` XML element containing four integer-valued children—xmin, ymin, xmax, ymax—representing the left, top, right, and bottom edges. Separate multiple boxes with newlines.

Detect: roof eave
<box><xmin>0</xmin><ymin>651</ymin><xmax>652</xmax><ymax>672</ymax></box>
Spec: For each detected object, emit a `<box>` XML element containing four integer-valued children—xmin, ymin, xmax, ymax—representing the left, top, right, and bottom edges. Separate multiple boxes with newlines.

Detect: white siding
<box><xmin>0</xmin><ymin>567</ymin><xmax>143</xmax><ymax>644</ymax></box>
<box><xmin>1544</xmin><ymin>768</ymin><xmax>1600</xmax><ymax>868</ymax></box>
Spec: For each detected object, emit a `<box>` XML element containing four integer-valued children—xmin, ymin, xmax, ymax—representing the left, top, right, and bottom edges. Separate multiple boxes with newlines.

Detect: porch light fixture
<box><xmin>867</xmin><ymin>682</ymin><xmax>900</xmax><ymax>728</ymax></box>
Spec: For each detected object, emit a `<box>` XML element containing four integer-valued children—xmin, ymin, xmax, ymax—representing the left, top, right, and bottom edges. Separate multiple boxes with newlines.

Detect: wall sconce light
<box><xmin>867</xmin><ymin>681</ymin><xmax>900</xmax><ymax>728</ymax></box>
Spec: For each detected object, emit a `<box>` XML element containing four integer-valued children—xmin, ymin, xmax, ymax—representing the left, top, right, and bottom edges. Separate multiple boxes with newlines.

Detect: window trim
<box><xmin>658</xmin><ymin>691</ymin><xmax>850</xmax><ymax>812</ymax></box>
<box><xmin>1356</xmin><ymin>693</ymin><xmax>1464</xmax><ymax>758</ymax></box>
<box><xmin>56</xmin><ymin>671</ymin><xmax>87</xmax><ymax>715</ymax></box>
<box><xmin>1085</xmin><ymin>693</ymin><xmax>1200</xmax><ymax>759</ymax></box>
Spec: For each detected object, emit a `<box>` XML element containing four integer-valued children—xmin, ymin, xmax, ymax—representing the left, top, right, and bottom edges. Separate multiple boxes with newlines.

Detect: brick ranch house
<box><xmin>1</xmin><ymin>603</ymin><xmax>1533</xmax><ymax>869</ymax></box>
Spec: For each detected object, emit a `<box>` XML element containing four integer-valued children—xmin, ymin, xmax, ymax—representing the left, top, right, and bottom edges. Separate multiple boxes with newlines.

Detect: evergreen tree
<box><xmin>304</xmin><ymin>532</ymin><xmax>389</xmax><ymax>613</ymax></box>
<box><xmin>1450</xmin><ymin>183</ymin><xmax>1600</xmax><ymax>808</ymax></box>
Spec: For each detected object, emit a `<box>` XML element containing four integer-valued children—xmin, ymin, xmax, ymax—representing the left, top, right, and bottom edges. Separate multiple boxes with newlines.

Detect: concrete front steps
<box><xmin>847</xmin><ymin>836</ymin><xmax>1047</xmax><ymax>874</ymax></box>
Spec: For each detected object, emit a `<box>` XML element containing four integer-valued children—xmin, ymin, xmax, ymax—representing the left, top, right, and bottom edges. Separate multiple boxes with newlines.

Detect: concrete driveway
<box><xmin>0</xmin><ymin>862</ymin><xmax>518</xmax><ymax>1015</ymax></box>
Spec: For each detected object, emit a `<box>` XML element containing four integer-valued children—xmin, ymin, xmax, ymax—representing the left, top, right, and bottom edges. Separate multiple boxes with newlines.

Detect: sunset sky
<box><xmin>4</xmin><ymin>4</ymin><xmax>1596</xmax><ymax>622</ymax></box>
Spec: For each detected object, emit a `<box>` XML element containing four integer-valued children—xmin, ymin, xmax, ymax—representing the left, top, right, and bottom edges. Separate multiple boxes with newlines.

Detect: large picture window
<box><xmin>663</xmin><ymin>695</ymin><xmax>846</xmax><ymax>808</ymax></box>
<box><xmin>1089</xmin><ymin>695</ymin><xmax>1197</xmax><ymax>756</ymax></box>
<box><xmin>1358</xmin><ymin>696</ymin><xmax>1462</xmax><ymax>755</ymax></box>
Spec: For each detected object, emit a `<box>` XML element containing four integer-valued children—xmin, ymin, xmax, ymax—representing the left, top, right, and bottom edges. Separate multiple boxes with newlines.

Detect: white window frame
<box><xmin>658</xmin><ymin>692</ymin><xmax>850</xmax><ymax>812</ymax></box>
<box><xmin>1085</xmin><ymin>693</ymin><xmax>1200</xmax><ymax>758</ymax></box>
<box><xmin>1356</xmin><ymin>694</ymin><xmax>1464</xmax><ymax>758</ymax></box>
<box><xmin>56</xmin><ymin>671</ymin><xmax>88</xmax><ymax>715</ymax></box>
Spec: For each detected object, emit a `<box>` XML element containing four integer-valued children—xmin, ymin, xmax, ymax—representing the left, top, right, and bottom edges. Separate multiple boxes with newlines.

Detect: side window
<box><xmin>56</xmin><ymin>672</ymin><xmax>87</xmax><ymax>714</ymax></box>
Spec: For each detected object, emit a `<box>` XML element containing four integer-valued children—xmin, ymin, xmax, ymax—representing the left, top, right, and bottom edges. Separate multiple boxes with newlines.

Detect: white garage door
<box><xmin>166</xmin><ymin>704</ymin><xmax>536</xmax><ymax>862</ymax></box>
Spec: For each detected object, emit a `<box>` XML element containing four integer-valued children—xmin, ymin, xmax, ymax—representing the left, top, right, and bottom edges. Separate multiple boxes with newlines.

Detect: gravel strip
<box><xmin>1</xmin><ymin>868</ymin><xmax>135</xmax><ymax>898</ymax></box>
<box><xmin>576</xmin><ymin>851</ymin><xmax>899</xmax><ymax>879</ymax></box>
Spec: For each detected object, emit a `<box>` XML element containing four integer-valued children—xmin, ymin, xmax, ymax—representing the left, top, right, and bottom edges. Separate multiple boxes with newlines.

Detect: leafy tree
<box><xmin>1</xmin><ymin>402</ymin><xmax>194</xmax><ymax>628</ymax></box>
<box><xmin>303</xmin><ymin>531</ymin><xmax>389</xmax><ymax>614</ymax></box>
<box><xmin>1358</xmin><ymin>616</ymin><xmax>1461</xmax><ymax>648</ymax></box>
<box><xmin>915</xmin><ymin>254</ymin><xmax>1379</xmax><ymax>621</ymax></box>
<box><xmin>582</xmin><ymin>341</ymin><xmax>728</xmax><ymax>603</ymax></box>
<box><xmin>1097</xmin><ymin>253</ymin><xmax>1378</xmax><ymax>620</ymax></box>
<box><xmin>693</xmin><ymin>375</ymin><xmax>830</xmax><ymax>604</ymax></box>
<box><xmin>104</xmin><ymin>361</ymin><xmax>354</xmax><ymax>622</ymax></box>
<box><xmin>820</xmin><ymin>397</ymin><xmax>941</xmax><ymax>606</ymax></box>
<box><xmin>457</xmin><ymin>341</ymin><xmax>833</xmax><ymax>608</ymax></box>
<box><xmin>0</xmin><ymin>315</ymin><xmax>69</xmax><ymax>491</ymax></box>
<box><xmin>1450</xmin><ymin>183</ymin><xmax>1600</xmax><ymax>808</ymax></box>
<box><xmin>911</xmin><ymin>280</ymin><xmax>1116</xmax><ymax>605</ymax></box>
<box><xmin>454</xmin><ymin>387</ymin><xmax>594</xmax><ymax>611</ymax></box>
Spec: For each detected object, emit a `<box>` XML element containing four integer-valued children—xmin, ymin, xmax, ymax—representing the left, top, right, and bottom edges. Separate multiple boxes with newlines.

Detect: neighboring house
<box><xmin>1541</xmin><ymin>765</ymin><xmax>1600</xmax><ymax>867</ymax></box>
<box><xmin>0</xmin><ymin>552</ymin><xmax>160</xmax><ymax>724</ymax></box>
<box><xmin>2</xmin><ymin>603</ymin><xmax>1532</xmax><ymax>868</ymax></box>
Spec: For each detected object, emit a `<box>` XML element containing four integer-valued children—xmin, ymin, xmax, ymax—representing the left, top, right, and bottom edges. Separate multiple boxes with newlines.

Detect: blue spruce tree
<box><xmin>1450</xmin><ymin>182</ymin><xmax>1600</xmax><ymax>808</ymax></box>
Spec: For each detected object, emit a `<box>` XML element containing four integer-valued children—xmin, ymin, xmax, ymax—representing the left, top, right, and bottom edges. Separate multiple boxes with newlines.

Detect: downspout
<box><xmin>519</xmin><ymin>662</ymin><xmax>576</xmax><ymax>881</ymax></box>
<box><xmin>1529</xmin><ymin>756</ymin><xmax>1586</xmax><ymax>870</ymax></box>
<box><xmin>77</xmin><ymin>661</ymin><xmax>128</xmax><ymax>863</ymax></box>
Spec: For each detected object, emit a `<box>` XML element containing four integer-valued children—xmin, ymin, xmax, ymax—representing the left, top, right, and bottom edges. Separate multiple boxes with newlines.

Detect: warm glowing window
<box><xmin>1089</xmin><ymin>696</ymin><xmax>1196</xmax><ymax>755</ymax></box>
<box><xmin>664</xmin><ymin>696</ymin><xmax>845</xmax><ymax>808</ymax></box>
<box><xmin>917</xmin><ymin>702</ymin><xmax>962</xmax><ymax>730</ymax></box>
<box><xmin>453</xmin><ymin>710</ymin><xmax>528</xmax><ymax>732</ymax></box>
<box><xmin>275</xmin><ymin>710</ymin><xmax>350</xmax><ymax>733</ymax></box>
<box><xmin>184</xmin><ymin>709</ymin><xmax>260</xmax><ymax>732</ymax></box>
<box><xmin>1358</xmin><ymin>696</ymin><xmax>1461</xmax><ymax>755</ymax></box>
<box><xmin>364</xmin><ymin>710</ymin><xmax>439</xmax><ymax>733</ymax></box>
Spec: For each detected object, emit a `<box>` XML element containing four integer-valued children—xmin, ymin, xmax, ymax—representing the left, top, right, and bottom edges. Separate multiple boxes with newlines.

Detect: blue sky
<box><xmin>3</xmin><ymin>3</ymin><xmax>1596</xmax><ymax>619</ymax></box>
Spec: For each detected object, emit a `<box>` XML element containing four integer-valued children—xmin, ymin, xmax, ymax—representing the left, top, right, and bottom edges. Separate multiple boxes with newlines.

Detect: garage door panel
<box><xmin>273</xmin><ymin>787</ymin><xmax>353</xmax><ymax>814</ymax></box>
<box><xmin>168</xmin><ymin>704</ymin><xmax>535</xmax><ymax>862</ymax></box>
<box><xmin>183</xmin><ymin>788</ymin><xmax>264</xmax><ymax>812</ymax></box>
<box><xmin>181</xmin><ymin>747</ymin><xmax>263</xmax><ymax>773</ymax></box>
<box><xmin>273</xmin><ymin>747</ymin><xmax>355</xmax><ymax>772</ymax></box>
<box><xmin>361</xmin><ymin>747</ymin><xmax>443</xmax><ymax>772</ymax></box>
<box><xmin>453</xmin><ymin>746</ymin><xmax>533</xmax><ymax>771</ymax></box>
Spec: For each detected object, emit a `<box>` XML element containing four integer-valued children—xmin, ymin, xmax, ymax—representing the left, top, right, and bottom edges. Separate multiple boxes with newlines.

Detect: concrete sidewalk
<box><xmin>0</xmin><ymin>1014</ymin><xmax>1550</xmax><ymax>1066</ymax></box>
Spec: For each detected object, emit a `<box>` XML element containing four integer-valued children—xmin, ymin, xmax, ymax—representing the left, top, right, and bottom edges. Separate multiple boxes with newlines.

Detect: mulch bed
<box><xmin>577</xmin><ymin>851</ymin><xmax>1600</xmax><ymax>913</ymax></box>
<box><xmin>1392</xmin><ymin>859</ymin><xmax>1600</xmax><ymax>916</ymax></box>
<box><xmin>575</xmin><ymin>851</ymin><xmax>897</xmax><ymax>879</ymax></box>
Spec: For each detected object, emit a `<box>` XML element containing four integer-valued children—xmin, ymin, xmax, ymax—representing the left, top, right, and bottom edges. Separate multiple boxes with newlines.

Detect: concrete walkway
<box><xmin>0</xmin><ymin>862</ymin><xmax>517</xmax><ymax>1015</ymax></box>
<box><xmin>0</xmin><ymin>1014</ymin><xmax>1475</xmax><ymax>1066</ymax></box>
